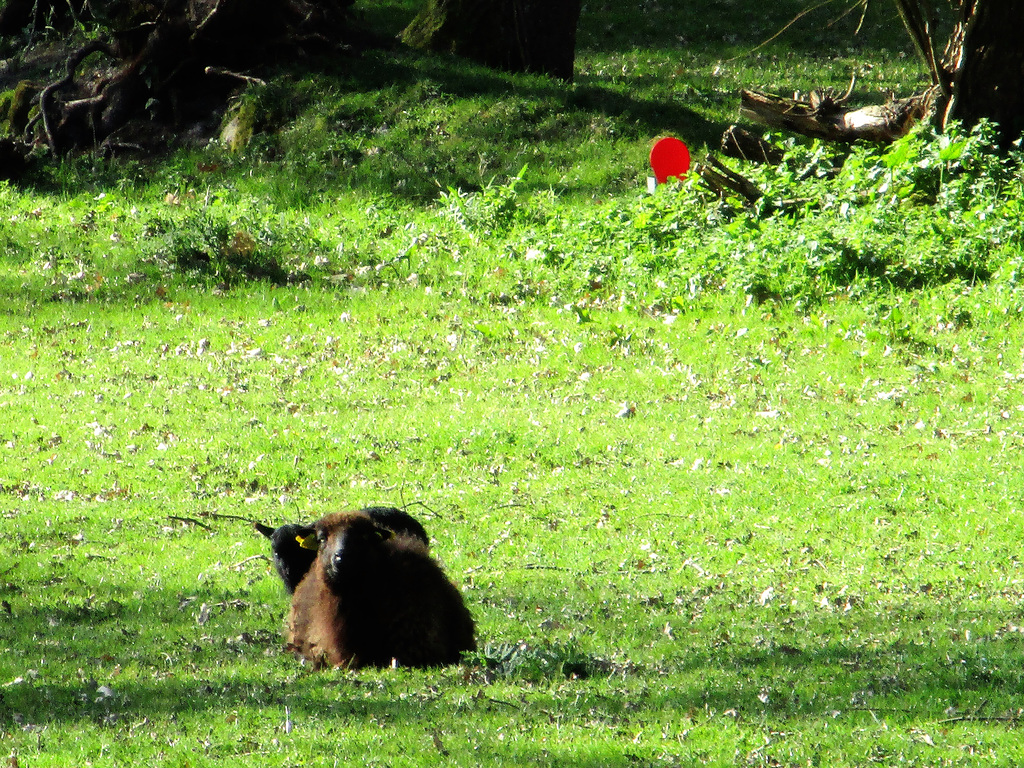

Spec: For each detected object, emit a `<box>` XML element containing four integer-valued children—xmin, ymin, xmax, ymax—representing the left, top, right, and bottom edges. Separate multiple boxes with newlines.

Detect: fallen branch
<box><xmin>521</xmin><ymin>563</ymin><xmax>572</xmax><ymax>571</ymax></box>
<box><xmin>695</xmin><ymin>154</ymin><xmax>814</xmax><ymax>214</ymax></box>
<box><xmin>846</xmin><ymin>704</ymin><xmax>1020</xmax><ymax>725</ymax></box>
<box><xmin>231</xmin><ymin>554</ymin><xmax>270</xmax><ymax>570</ymax></box>
<box><xmin>937</xmin><ymin>714</ymin><xmax>1020</xmax><ymax>724</ymax></box>
<box><xmin>202</xmin><ymin>511</ymin><xmax>259</xmax><ymax>524</ymax></box>
<box><xmin>205</xmin><ymin>66</ymin><xmax>267</xmax><ymax>87</ymax></box>
<box><xmin>739</xmin><ymin>87</ymin><xmax>932</xmax><ymax>144</ymax></box>
<box><xmin>695</xmin><ymin>155</ymin><xmax>763</xmax><ymax>204</ymax></box>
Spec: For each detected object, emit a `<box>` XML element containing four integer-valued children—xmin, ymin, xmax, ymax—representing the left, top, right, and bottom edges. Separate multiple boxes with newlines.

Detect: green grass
<box><xmin>5</xmin><ymin>282</ymin><xmax>1024</xmax><ymax>766</ymax></box>
<box><xmin>4</xmin><ymin>0</ymin><xmax>1024</xmax><ymax>765</ymax></box>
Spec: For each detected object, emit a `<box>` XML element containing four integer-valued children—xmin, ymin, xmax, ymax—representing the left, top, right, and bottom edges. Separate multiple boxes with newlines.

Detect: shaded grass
<box><xmin>14</xmin><ymin>0</ymin><xmax>928</xmax><ymax>202</ymax></box>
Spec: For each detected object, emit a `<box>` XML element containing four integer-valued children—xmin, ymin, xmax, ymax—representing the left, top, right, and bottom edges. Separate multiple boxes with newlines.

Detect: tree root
<box><xmin>37</xmin><ymin>40</ymin><xmax>116</xmax><ymax>154</ymax></box>
<box><xmin>6</xmin><ymin>0</ymin><xmax>358</xmax><ymax>165</ymax></box>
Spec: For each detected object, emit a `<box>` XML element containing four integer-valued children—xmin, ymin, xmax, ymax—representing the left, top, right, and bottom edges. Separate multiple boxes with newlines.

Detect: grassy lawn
<box><xmin>4</xmin><ymin>1</ymin><xmax>1024</xmax><ymax>765</ymax></box>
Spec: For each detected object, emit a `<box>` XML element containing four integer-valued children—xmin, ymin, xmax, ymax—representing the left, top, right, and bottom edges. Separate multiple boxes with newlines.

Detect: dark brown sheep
<box><xmin>255</xmin><ymin>506</ymin><xmax>430</xmax><ymax>594</ymax></box>
<box><xmin>285</xmin><ymin>510</ymin><xmax>476</xmax><ymax>669</ymax></box>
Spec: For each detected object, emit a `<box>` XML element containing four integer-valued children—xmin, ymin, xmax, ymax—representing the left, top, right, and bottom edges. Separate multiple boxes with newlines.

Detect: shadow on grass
<box><xmin>359</xmin><ymin>0</ymin><xmax>916</xmax><ymax>64</ymax></box>
<box><xmin>584</xmin><ymin>4</ymin><xmax>913</xmax><ymax>53</ymax></box>
<box><xmin>2</xmin><ymin>585</ymin><xmax>1022</xmax><ymax>732</ymax></box>
<box><xmin>355</xmin><ymin>47</ymin><xmax>721</xmax><ymax>154</ymax></box>
<box><xmin>9</xmin><ymin>0</ymin><xmax>925</xmax><ymax>210</ymax></box>
<box><xmin>15</xmin><ymin>43</ymin><xmax>717</xmax><ymax>204</ymax></box>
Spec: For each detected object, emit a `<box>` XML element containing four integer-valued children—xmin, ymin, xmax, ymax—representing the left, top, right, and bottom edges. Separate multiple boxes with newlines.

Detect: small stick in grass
<box><xmin>167</xmin><ymin>516</ymin><xmax>213</xmax><ymax>531</ymax></box>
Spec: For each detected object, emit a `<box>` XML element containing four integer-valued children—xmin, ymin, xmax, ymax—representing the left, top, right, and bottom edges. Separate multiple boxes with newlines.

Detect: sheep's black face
<box><xmin>319</xmin><ymin>516</ymin><xmax>392</xmax><ymax>587</ymax></box>
<box><xmin>255</xmin><ymin>522</ymin><xmax>317</xmax><ymax>593</ymax></box>
<box><xmin>271</xmin><ymin>522</ymin><xmax>314</xmax><ymax>551</ymax></box>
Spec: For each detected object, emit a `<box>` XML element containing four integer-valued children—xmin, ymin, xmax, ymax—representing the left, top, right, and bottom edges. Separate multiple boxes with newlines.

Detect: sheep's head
<box><xmin>302</xmin><ymin>512</ymin><xmax>394</xmax><ymax>587</ymax></box>
<box><xmin>255</xmin><ymin>522</ymin><xmax>315</xmax><ymax>592</ymax></box>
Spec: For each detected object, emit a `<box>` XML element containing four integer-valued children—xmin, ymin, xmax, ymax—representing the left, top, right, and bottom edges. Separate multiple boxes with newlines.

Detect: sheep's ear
<box><xmin>296</xmin><ymin>533</ymin><xmax>320</xmax><ymax>550</ymax></box>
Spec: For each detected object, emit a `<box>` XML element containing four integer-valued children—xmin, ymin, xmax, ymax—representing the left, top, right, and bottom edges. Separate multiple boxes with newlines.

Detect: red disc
<box><xmin>649</xmin><ymin>137</ymin><xmax>690</xmax><ymax>184</ymax></box>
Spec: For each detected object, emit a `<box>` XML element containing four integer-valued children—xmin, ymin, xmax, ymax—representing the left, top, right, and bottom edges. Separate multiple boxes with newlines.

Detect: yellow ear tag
<box><xmin>297</xmin><ymin>533</ymin><xmax>319</xmax><ymax>551</ymax></box>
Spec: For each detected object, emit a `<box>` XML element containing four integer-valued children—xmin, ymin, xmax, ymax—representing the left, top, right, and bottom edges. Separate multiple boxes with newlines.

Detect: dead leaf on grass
<box><xmin>911</xmin><ymin>729</ymin><xmax>936</xmax><ymax>746</ymax></box>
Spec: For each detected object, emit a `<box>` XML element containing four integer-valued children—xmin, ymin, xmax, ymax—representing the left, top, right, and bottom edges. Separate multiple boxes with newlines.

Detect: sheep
<box><xmin>360</xmin><ymin>506</ymin><xmax>430</xmax><ymax>548</ymax></box>
<box><xmin>284</xmin><ymin>510</ymin><xmax>475</xmax><ymax>669</ymax></box>
<box><xmin>255</xmin><ymin>506</ymin><xmax>430</xmax><ymax>594</ymax></box>
<box><xmin>254</xmin><ymin>521</ymin><xmax>318</xmax><ymax>594</ymax></box>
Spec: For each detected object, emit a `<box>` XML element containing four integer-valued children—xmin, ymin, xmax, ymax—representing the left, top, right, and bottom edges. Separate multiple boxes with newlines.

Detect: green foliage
<box><xmin>472</xmin><ymin>640</ymin><xmax>603</xmax><ymax>681</ymax></box>
<box><xmin>428</xmin><ymin>120</ymin><xmax>1018</xmax><ymax>309</ymax></box>
<box><xmin>441</xmin><ymin>166</ymin><xmax>541</xmax><ymax>235</ymax></box>
<box><xmin>141</xmin><ymin>200</ymin><xmax>323</xmax><ymax>286</ymax></box>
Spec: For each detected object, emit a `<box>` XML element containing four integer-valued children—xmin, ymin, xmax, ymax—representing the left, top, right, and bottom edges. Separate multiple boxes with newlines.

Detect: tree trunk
<box><xmin>942</xmin><ymin>0</ymin><xmax>1024</xmax><ymax>146</ymax></box>
<box><xmin>401</xmin><ymin>0</ymin><xmax>582</xmax><ymax>81</ymax></box>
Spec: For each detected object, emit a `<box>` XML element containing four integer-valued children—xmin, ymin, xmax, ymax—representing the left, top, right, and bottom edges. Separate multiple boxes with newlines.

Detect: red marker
<box><xmin>649</xmin><ymin>137</ymin><xmax>691</xmax><ymax>184</ymax></box>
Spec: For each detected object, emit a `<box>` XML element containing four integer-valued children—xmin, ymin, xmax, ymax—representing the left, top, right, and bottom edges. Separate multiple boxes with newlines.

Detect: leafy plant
<box><xmin>442</xmin><ymin>166</ymin><xmax>534</xmax><ymax>236</ymax></box>
<box><xmin>471</xmin><ymin>641</ymin><xmax>605</xmax><ymax>681</ymax></box>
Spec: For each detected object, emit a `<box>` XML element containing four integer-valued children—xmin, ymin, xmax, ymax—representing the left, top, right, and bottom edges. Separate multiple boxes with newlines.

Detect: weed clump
<box><xmin>469</xmin><ymin>641</ymin><xmax>611</xmax><ymax>681</ymax></box>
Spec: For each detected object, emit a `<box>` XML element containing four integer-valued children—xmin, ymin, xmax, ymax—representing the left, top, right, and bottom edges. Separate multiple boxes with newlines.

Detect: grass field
<box><xmin>4</xmin><ymin>1</ymin><xmax>1024</xmax><ymax>766</ymax></box>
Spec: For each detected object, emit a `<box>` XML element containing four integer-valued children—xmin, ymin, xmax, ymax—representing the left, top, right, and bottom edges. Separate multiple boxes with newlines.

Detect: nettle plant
<box><xmin>698</xmin><ymin>121</ymin><xmax>1022</xmax><ymax>300</ymax></box>
<box><xmin>441</xmin><ymin>122</ymin><xmax>1024</xmax><ymax>308</ymax></box>
<box><xmin>140</xmin><ymin>198</ymin><xmax>332</xmax><ymax>286</ymax></box>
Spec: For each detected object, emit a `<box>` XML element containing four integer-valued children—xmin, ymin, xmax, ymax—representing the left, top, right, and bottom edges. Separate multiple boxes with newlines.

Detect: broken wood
<box><xmin>720</xmin><ymin>124</ymin><xmax>784</xmax><ymax>165</ymax></box>
<box><xmin>739</xmin><ymin>87</ymin><xmax>932</xmax><ymax>144</ymax></box>
<box><xmin>167</xmin><ymin>515</ymin><xmax>214</xmax><ymax>530</ymax></box>
<box><xmin>204</xmin><ymin>67</ymin><xmax>267</xmax><ymax>87</ymax></box>
<box><xmin>695</xmin><ymin>155</ymin><xmax>763</xmax><ymax>205</ymax></box>
<box><xmin>695</xmin><ymin>154</ymin><xmax>814</xmax><ymax>214</ymax></box>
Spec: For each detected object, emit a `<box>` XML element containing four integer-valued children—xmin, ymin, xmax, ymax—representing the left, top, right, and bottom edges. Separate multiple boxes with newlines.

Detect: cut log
<box><xmin>739</xmin><ymin>88</ymin><xmax>932</xmax><ymax>144</ymax></box>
